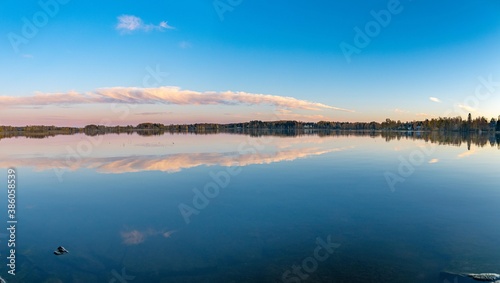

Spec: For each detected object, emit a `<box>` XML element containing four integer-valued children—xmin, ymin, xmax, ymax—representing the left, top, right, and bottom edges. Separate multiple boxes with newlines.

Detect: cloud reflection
<box><xmin>0</xmin><ymin>147</ymin><xmax>352</xmax><ymax>174</ymax></box>
<box><xmin>121</xmin><ymin>230</ymin><xmax>146</xmax><ymax>245</ymax></box>
<box><xmin>457</xmin><ymin>149</ymin><xmax>476</xmax><ymax>158</ymax></box>
<box><xmin>121</xmin><ymin>229</ymin><xmax>177</xmax><ymax>245</ymax></box>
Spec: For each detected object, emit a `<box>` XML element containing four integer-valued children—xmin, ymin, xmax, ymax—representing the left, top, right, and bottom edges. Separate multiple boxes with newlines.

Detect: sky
<box><xmin>0</xmin><ymin>0</ymin><xmax>499</xmax><ymax>126</ymax></box>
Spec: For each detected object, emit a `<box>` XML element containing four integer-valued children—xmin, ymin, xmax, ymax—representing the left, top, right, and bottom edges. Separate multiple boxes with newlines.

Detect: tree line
<box><xmin>1</xmin><ymin>113</ymin><xmax>500</xmax><ymax>135</ymax></box>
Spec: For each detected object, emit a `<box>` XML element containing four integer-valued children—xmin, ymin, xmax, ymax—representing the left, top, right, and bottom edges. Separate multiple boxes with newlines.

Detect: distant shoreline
<box><xmin>1</xmin><ymin>115</ymin><xmax>499</xmax><ymax>135</ymax></box>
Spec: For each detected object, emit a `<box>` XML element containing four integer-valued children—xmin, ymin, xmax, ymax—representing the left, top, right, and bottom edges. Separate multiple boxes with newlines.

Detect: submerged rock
<box><xmin>467</xmin><ymin>273</ymin><xmax>500</xmax><ymax>281</ymax></box>
<box><xmin>53</xmin><ymin>246</ymin><xmax>69</xmax><ymax>256</ymax></box>
<box><xmin>440</xmin><ymin>271</ymin><xmax>500</xmax><ymax>282</ymax></box>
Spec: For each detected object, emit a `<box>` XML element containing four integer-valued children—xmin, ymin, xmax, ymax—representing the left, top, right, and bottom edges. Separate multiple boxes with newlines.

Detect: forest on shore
<box><xmin>1</xmin><ymin>113</ymin><xmax>499</xmax><ymax>135</ymax></box>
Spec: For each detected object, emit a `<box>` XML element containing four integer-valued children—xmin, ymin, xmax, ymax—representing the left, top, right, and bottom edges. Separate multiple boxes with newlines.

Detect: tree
<box><xmin>497</xmin><ymin>115</ymin><xmax>500</xmax><ymax>132</ymax></box>
<box><xmin>490</xmin><ymin>118</ymin><xmax>496</xmax><ymax>130</ymax></box>
<box><xmin>477</xmin><ymin>116</ymin><xmax>489</xmax><ymax>131</ymax></box>
<box><xmin>467</xmin><ymin>113</ymin><xmax>472</xmax><ymax>131</ymax></box>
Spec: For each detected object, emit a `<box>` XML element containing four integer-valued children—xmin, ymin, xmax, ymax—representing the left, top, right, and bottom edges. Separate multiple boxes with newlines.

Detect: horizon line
<box><xmin>2</xmin><ymin>114</ymin><xmax>499</xmax><ymax>129</ymax></box>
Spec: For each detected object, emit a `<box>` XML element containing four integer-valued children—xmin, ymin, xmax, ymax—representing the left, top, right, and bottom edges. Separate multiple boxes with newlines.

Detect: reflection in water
<box><xmin>121</xmin><ymin>229</ymin><xmax>177</xmax><ymax>245</ymax></box>
<box><xmin>2</xmin><ymin>129</ymin><xmax>499</xmax><ymax>148</ymax></box>
<box><xmin>0</xmin><ymin>147</ymin><xmax>350</xmax><ymax>174</ymax></box>
<box><xmin>457</xmin><ymin>148</ymin><xmax>477</xmax><ymax>158</ymax></box>
<box><xmin>1</xmin><ymin>130</ymin><xmax>497</xmax><ymax>176</ymax></box>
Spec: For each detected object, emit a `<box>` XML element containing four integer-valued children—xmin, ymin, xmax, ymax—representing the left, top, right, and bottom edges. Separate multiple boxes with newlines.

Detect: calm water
<box><xmin>1</xmin><ymin>132</ymin><xmax>499</xmax><ymax>282</ymax></box>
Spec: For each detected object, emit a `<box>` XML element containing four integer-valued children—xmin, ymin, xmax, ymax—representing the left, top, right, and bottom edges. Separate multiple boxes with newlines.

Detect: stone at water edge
<box><xmin>440</xmin><ymin>271</ymin><xmax>500</xmax><ymax>283</ymax></box>
<box><xmin>53</xmin><ymin>246</ymin><xmax>69</xmax><ymax>256</ymax></box>
<box><xmin>467</xmin><ymin>273</ymin><xmax>500</xmax><ymax>281</ymax></box>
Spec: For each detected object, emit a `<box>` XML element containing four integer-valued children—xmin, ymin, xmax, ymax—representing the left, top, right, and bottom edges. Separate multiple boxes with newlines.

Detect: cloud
<box><xmin>458</xmin><ymin>104</ymin><xmax>476</xmax><ymax>112</ymax></box>
<box><xmin>158</xmin><ymin>21</ymin><xmax>175</xmax><ymax>30</ymax></box>
<box><xmin>272</xmin><ymin>112</ymin><xmax>337</xmax><ymax>121</ymax></box>
<box><xmin>121</xmin><ymin>228</ymin><xmax>176</xmax><ymax>245</ymax></box>
<box><xmin>416</xmin><ymin>113</ymin><xmax>429</xmax><ymax>117</ymax></box>
<box><xmin>8</xmin><ymin>105</ymin><xmax>45</xmax><ymax>110</ymax></box>
<box><xmin>277</xmin><ymin>109</ymin><xmax>292</xmax><ymax>115</ymax></box>
<box><xmin>429</xmin><ymin>97</ymin><xmax>441</xmax><ymax>103</ymax></box>
<box><xmin>134</xmin><ymin>111</ymin><xmax>173</xmax><ymax>116</ymax></box>
<box><xmin>179</xmin><ymin>41</ymin><xmax>191</xmax><ymax>49</ymax></box>
<box><xmin>116</xmin><ymin>15</ymin><xmax>141</xmax><ymax>31</ymax></box>
<box><xmin>394</xmin><ymin>108</ymin><xmax>408</xmax><ymax>114</ymax></box>
<box><xmin>0</xmin><ymin>86</ymin><xmax>354</xmax><ymax>112</ymax></box>
<box><xmin>428</xmin><ymin>158</ymin><xmax>439</xmax><ymax>164</ymax></box>
<box><xmin>116</xmin><ymin>15</ymin><xmax>175</xmax><ymax>33</ymax></box>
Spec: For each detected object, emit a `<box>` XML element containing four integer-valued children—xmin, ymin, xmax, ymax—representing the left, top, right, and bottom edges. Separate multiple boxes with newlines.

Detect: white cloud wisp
<box><xmin>116</xmin><ymin>15</ymin><xmax>174</xmax><ymax>33</ymax></box>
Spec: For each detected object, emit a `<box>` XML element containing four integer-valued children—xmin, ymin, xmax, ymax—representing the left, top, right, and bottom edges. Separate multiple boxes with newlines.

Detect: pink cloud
<box><xmin>0</xmin><ymin>86</ymin><xmax>354</xmax><ymax>112</ymax></box>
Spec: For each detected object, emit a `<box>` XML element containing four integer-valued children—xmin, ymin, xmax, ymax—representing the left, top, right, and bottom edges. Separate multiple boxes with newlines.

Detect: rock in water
<box><xmin>53</xmin><ymin>246</ymin><xmax>69</xmax><ymax>256</ymax></box>
<box><xmin>440</xmin><ymin>271</ymin><xmax>500</xmax><ymax>283</ymax></box>
<box><xmin>467</xmin><ymin>273</ymin><xmax>500</xmax><ymax>282</ymax></box>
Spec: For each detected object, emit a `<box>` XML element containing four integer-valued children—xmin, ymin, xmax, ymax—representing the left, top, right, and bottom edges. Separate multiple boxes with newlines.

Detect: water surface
<box><xmin>0</xmin><ymin>132</ymin><xmax>499</xmax><ymax>282</ymax></box>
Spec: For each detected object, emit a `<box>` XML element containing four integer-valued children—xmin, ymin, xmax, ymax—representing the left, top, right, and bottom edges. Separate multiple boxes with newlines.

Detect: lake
<box><xmin>1</xmin><ymin>131</ymin><xmax>499</xmax><ymax>282</ymax></box>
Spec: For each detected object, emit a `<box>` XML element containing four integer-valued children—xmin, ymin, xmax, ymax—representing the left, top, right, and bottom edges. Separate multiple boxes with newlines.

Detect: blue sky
<box><xmin>1</xmin><ymin>0</ymin><xmax>499</xmax><ymax>126</ymax></box>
